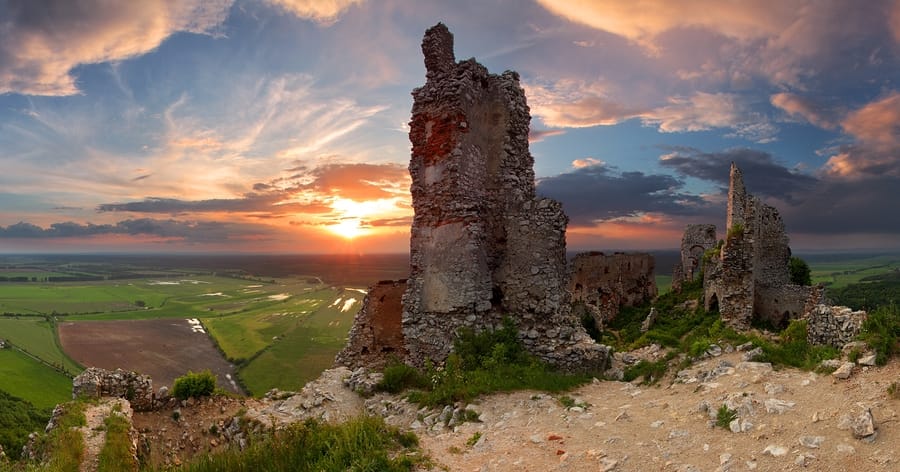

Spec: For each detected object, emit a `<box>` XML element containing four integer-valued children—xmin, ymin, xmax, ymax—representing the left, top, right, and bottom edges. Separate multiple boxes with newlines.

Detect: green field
<box><xmin>0</xmin><ymin>318</ymin><xmax>82</xmax><ymax>374</ymax></box>
<box><xmin>655</xmin><ymin>275</ymin><xmax>672</xmax><ymax>295</ymax></box>
<box><xmin>0</xmin><ymin>348</ymin><xmax>71</xmax><ymax>409</ymax></box>
<box><xmin>0</xmin><ymin>273</ymin><xmax>366</xmax><ymax>401</ymax></box>
<box><xmin>204</xmin><ymin>288</ymin><xmax>362</xmax><ymax>394</ymax></box>
<box><xmin>807</xmin><ymin>254</ymin><xmax>900</xmax><ymax>289</ymax></box>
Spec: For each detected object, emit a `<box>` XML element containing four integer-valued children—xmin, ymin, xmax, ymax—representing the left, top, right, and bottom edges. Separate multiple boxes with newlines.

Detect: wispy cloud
<box><xmin>0</xmin><ymin>0</ymin><xmax>234</xmax><ymax>96</ymax></box>
<box><xmin>770</xmin><ymin>93</ymin><xmax>840</xmax><ymax>129</ymax></box>
<box><xmin>263</xmin><ymin>0</ymin><xmax>365</xmax><ymax>25</ymax></box>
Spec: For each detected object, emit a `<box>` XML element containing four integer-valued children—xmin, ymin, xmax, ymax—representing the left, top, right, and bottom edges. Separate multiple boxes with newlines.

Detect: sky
<box><xmin>1</xmin><ymin>0</ymin><xmax>899</xmax><ymax>254</ymax></box>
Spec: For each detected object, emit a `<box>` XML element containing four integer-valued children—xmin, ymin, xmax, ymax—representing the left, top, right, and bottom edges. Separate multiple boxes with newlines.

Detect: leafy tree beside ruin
<box><xmin>790</xmin><ymin>256</ymin><xmax>811</xmax><ymax>286</ymax></box>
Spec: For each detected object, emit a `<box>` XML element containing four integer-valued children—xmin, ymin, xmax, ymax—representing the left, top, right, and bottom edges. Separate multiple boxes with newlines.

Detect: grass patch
<box><xmin>0</xmin><ymin>317</ymin><xmax>82</xmax><ymax>374</ymax></box>
<box><xmin>98</xmin><ymin>409</ymin><xmax>137</xmax><ymax>472</ymax></box>
<box><xmin>858</xmin><ymin>304</ymin><xmax>900</xmax><ymax>365</ymax></box>
<box><xmin>0</xmin><ymin>390</ymin><xmax>50</xmax><ymax>461</ymax></box>
<box><xmin>715</xmin><ymin>404</ymin><xmax>737</xmax><ymax>429</ymax></box>
<box><xmin>24</xmin><ymin>401</ymin><xmax>87</xmax><ymax>472</ymax></box>
<box><xmin>168</xmin><ymin>416</ymin><xmax>426</xmax><ymax>472</ymax></box>
<box><xmin>754</xmin><ymin>320</ymin><xmax>840</xmax><ymax>370</ymax></box>
<box><xmin>622</xmin><ymin>355</ymin><xmax>675</xmax><ymax>385</ymax></box>
<box><xmin>387</xmin><ymin>319</ymin><xmax>592</xmax><ymax>408</ymax></box>
<box><xmin>0</xmin><ymin>349</ymin><xmax>72</xmax><ymax>409</ymax></box>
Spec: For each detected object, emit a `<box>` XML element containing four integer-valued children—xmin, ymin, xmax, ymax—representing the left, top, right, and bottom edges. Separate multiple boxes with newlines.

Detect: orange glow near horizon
<box><xmin>322</xmin><ymin>197</ymin><xmax>407</xmax><ymax>240</ymax></box>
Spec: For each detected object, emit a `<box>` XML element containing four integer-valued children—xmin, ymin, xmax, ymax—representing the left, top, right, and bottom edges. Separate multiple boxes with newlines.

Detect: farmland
<box><xmin>0</xmin><ymin>348</ymin><xmax>71</xmax><ymax>409</ymax></box>
<box><xmin>0</xmin><ymin>254</ymin><xmax>385</xmax><ymax>406</ymax></box>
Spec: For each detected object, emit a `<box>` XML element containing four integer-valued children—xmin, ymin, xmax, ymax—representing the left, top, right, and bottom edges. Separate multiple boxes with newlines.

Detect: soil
<box><xmin>58</xmin><ymin>319</ymin><xmax>242</xmax><ymax>394</ymax></box>
<box><xmin>128</xmin><ymin>351</ymin><xmax>900</xmax><ymax>472</ymax></box>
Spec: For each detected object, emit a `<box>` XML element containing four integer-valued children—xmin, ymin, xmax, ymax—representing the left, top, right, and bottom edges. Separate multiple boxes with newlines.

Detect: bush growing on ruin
<box><xmin>859</xmin><ymin>304</ymin><xmax>900</xmax><ymax>365</ymax></box>
<box><xmin>789</xmin><ymin>257</ymin><xmax>812</xmax><ymax>286</ymax></box>
<box><xmin>726</xmin><ymin>223</ymin><xmax>744</xmax><ymax>239</ymax></box>
<box><xmin>172</xmin><ymin>370</ymin><xmax>216</xmax><ymax>400</ymax></box>
<box><xmin>378</xmin><ymin>360</ymin><xmax>428</xmax><ymax>394</ymax></box>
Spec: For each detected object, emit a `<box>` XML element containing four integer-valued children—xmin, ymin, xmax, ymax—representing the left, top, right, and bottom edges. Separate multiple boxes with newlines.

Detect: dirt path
<box><xmin>407</xmin><ymin>352</ymin><xmax>899</xmax><ymax>471</ymax></box>
<box><xmin>78</xmin><ymin>398</ymin><xmax>131</xmax><ymax>472</ymax></box>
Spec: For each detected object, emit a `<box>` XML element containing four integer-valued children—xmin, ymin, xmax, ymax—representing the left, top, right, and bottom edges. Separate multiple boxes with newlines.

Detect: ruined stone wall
<box><xmin>334</xmin><ymin>280</ymin><xmax>408</xmax><ymax>370</ymax></box>
<box><xmin>400</xmin><ymin>23</ymin><xmax>608</xmax><ymax>372</ymax></box>
<box><xmin>704</xmin><ymin>163</ymin><xmax>826</xmax><ymax>331</ymax></box>
<box><xmin>754</xmin><ymin>284</ymin><xmax>825</xmax><ymax>328</ymax></box>
<box><xmin>805</xmin><ymin>305</ymin><xmax>868</xmax><ymax>348</ymax></box>
<box><xmin>673</xmin><ymin>224</ymin><xmax>717</xmax><ymax>291</ymax></box>
<box><xmin>569</xmin><ymin>252</ymin><xmax>657</xmax><ymax>325</ymax></box>
<box><xmin>72</xmin><ymin>367</ymin><xmax>155</xmax><ymax>411</ymax></box>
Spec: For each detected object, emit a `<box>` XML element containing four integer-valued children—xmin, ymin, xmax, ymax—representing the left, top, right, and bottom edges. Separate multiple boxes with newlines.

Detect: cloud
<box><xmin>97</xmin><ymin>196</ymin><xmax>330</xmax><ymax>215</ymax></box>
<box><xmin>263</xmin><ymin>0</ymin><xmax>364</xmax><ymax>24</ymax></box>
<box><xmin>524</xmin><ymin>79</ymin><xmax>643</xmax><ymax>128</ymax></box>
<box><xmin>528</xmin><ymin>128</ymin><xmax>566</xmax><ymax>143</ymax></box>
<box><xmin>770</xmin><ymin>93</ymin><xmax>839</xmax><ymax>129</ymax></box>
<box><xmin>526</xmin><ymin>80</ymin><xmax>776</xmax><ymax>142</ymax></box>
<box><xmin>535</xmin><ymin>163</ymin><xmax>712</xmax><ymax>226</ymax></box>
<box><xmin>822</xmin><ymin>92</ymin><xmax>900</xmax><ymax>178</ymax></box>
<box><xmin>0</xmin><ymin>0</ymin><xmax>234</xmax><ymax>96</ymax></box>
<box><xmin>893</xmin><ymin>0</ymin><xmax>900</xmax><ymax>41</ymax></box>
<box><xmin>301</xmin><ymin>163</ymin><xmax>409</xmax><ymax>201</ymax></box>
<box><xmin>659</xmin><ymin>147</ymin><xmax>817</xmax><ymax>202</ymax></box>
<box><xmin>642</xmin><ymin>92</ymin><xmax>777</xmax><ymax>142</ymax></box>
<box><xmin>534</xmin><ymin>0</ymin><xmax>798</xmax><ymax>47</ymax></box>
<box><xmin>840</xmin><ymin>92</ymin><xmax>900</xmax><ymax>149</ymax></box>
<box><xmin>0</xmin><ymin>218</ymin><xmax>263</xmax><ymax>243</ymax></box>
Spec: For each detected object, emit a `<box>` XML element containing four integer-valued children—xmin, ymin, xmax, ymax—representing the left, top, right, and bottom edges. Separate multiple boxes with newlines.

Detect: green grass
<box><xmin>0</xmin><ymin>349</ymin><xmax>71</xmax><ymax>409</ymax></box>
<box><xmin>655</xmin><ymin>275</ymin><xmax>672</xmax><ymax>295</ymax></box>
<box><xmin>237</xmin><ymin>293</ymin><xmax>359</xmax><ymax>395</ymax></box>
<box><xmin>807</xmin><ymin>254</ymin><xmax>900</xmax><ymax>289</ymax></box>
<box><xmin>168</xmin><ymin>416</ymin><xmax>426</xmax><ymax>472</ymax></box>
<box><xmin>0</xmin><ymin>317</ymin><xmax>82</xmax><ymax>374</ymax></box>
<box><xmin>24</xmin><ymin>401</ymin><xmax>87</xmax><ymax>472</ymax></box>
<box><xmin>716</xmin><ymin>404</ymin><xmax>737</xmax><ymax>429</ymax></box>
<box><xmin>858</xmin><ymin>304</ymin><xmax>900</xmax><ymax>365</ymax></box>
<box><xmin>381</xmin><ymin>319</ymin><xmax>593</xmax><ymax>408</ymax></box>
<box><xmin>98</xmin><ymin>408</ymin><xmax>137</xmax><ymax>472</ymax></box>
<box><xmin>0</xmin><ymin>390</ymin><xmax>51</xmax><ymax>461</ymax></box>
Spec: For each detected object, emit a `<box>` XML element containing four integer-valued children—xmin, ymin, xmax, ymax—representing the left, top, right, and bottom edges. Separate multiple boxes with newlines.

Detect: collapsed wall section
<box><xmin>569</xmin><ymin>252</ymin><xmax>657</xmax><ymax>328</ymax></box>
<box><xmin>334</xmin><ymin>280</ymin><xmax>408</xmax><ymax>369</ymax></box>
<box><xmin>72</xmin><ymin>367</ymin><xmax>155</xmax><ymax>411</ymax></box>
<box><xmin>672</xmin><ymin>224</ymin><xmax>716</xmax><ymax>292</ymax></box>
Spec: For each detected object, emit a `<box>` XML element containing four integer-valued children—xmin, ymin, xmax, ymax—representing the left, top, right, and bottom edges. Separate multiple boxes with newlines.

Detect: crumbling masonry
<box><xmin>672</xmin><ymin>224</ymin><xmax>717</xmax><ymax>292</ymax></box>
<box><xmin>569</xmin><ymin>252</ymin><xmax>657</xmax><ymax>329</ymax></box>
<box><xmin>336</xmin><ymin>23</ymin><xmax>609</xmax><ymax>372</ymax></box>
<box><xmin>703</xmin><ymin>163</ymin><xmax>825</xmax><ymax>330</ymax></box>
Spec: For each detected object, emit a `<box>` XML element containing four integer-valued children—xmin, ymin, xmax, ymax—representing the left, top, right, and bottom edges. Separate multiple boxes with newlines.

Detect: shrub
<box><xmin>622</xmin><ymin>358</ymin><xmax>670</xmax><ymax>385</ymax></box>
<box><xmin>789</xmin><ymin>257</ymin><xmax>812</xmax><ymax>286</ymax></box>
<box><xmin>378</xmin><ymin>361</ymin><xmax>428</xmax><ymax>394</ymax></box>
<box><xmin>172</xmin><ymin>370</ymin><xmax>216</xmax><ymax>400</ymax></box>
<box><xmin>466</xmin><ymin>432</ymin><xmax>482</xmax><ymax>447</ymax></box>
<box><xmin>715</xmin><ymin>404</ymin><xmax>737</xmax><ymax>429</ymax></box>
<box><xmin>726</xmin><ymin>223</ymin><xmax>744</xmax><ymax>239</ymax></box>
<box><xmin>859</xmin><ymin>304</ymin><xmax>900</xmax><ymax>365</ymax></box>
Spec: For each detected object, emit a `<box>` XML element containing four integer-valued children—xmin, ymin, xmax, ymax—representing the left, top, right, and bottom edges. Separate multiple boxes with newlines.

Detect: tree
<box><xmin>790</xmin><ymin>256</ymin><xmax>811</xmax><ymax>286</ymax></box>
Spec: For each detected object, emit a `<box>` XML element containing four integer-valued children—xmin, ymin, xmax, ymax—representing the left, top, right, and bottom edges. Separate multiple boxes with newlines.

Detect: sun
<box><xmin>328</xmin><ymin>218</ymin><xmax>365</xmax><ymax>240</ymax></box>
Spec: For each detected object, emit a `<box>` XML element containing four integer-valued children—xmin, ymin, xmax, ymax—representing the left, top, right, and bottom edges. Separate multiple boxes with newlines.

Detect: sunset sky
<box><xmin>2</xmin><ymin>0</ymin><xmax>899</xmax><ymax>254</ymax></box>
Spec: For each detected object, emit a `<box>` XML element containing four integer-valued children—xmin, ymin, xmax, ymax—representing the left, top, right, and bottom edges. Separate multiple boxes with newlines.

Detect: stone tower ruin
<box><xmin>703</xmin><ymin>163</ymin><xmax>824</xmax><ymax>329</ymax></box>
<box><xmin>336</xmin><ymin>23</ymin><xmax>609</xmax><ymax>372</ymax></box>
<box><xmin>672</xmin><ymin>224</ymin><xmax>717</xmax><ymax>292</ymax></box>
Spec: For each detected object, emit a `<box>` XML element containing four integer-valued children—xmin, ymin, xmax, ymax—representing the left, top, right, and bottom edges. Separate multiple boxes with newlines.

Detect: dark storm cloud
<box><xmin>658</xmin><ymin>147</ymin><xmax>818</xmax><ymax>202</ymax></box>
<box><xmin>536</xmin><ymin>163</ymin><xmax>714</xmax><ymax>226</ymax></box>
<box><xmin>0</xmin><ymin>218</ymin><xmax>262</xmax><ymax>243</ymax></box>
<box><xmin>780</xmin><ymin>175</ymin><xmax>900</xmax><ymax>234</ymax></box>
<box><xmin>97</xmin><ymin>195</ymin><xmax>329</xmax><ymax>215</ymax></box>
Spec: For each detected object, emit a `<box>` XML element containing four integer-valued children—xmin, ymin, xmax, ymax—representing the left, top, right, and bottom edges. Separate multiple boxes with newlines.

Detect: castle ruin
<box><xmin>336</xmin><ymin>23</ymin><xmax>609</xmax><ymax>372</ymax></box>
<box><xmin>672</xmin><ymin>224</ymin><xmax>717</xmax><ymax>292</ymax></box>
<box><xmin>569</xmin><ymin>252</ymin><xmax>657</xmax><ymax>329</ymax></box>
<box><xmin>703</xmin><ymin>163</ymin><xmax>825</xmax><ymax>329</ymax></box>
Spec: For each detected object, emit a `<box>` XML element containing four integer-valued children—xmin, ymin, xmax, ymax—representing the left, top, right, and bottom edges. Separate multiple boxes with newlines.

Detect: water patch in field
<box><xmin>199</xmin><ymin>292</ymin><xmax>228</xmax><ymax>297</ymax></box>
<box><xmin>341</xmin><ymin>299</ymin><xmax>357</xmax><ymax>312</ymax></box>
<box><xmin>268</xmin><ymin>293</ymin><xmax>290</xmax><ymax>301</ymax></box>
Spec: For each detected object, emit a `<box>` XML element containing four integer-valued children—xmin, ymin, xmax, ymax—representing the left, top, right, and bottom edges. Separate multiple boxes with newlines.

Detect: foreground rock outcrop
<box><xmin>338</xmin><ymin>23</ymin><xmax>609</xmax><ymax>372</ymax></box>
<box><xmin>73</xmin><ymin>367</ymin><xmax>156</xmax><ymax>411</ymax></box>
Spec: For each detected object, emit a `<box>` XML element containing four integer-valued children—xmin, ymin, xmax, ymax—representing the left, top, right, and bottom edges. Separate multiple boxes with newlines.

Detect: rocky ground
<box><xmin>131</xmin><ymin>349</ymin><xmax>899</xmax><ymax>472</ymax></box>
